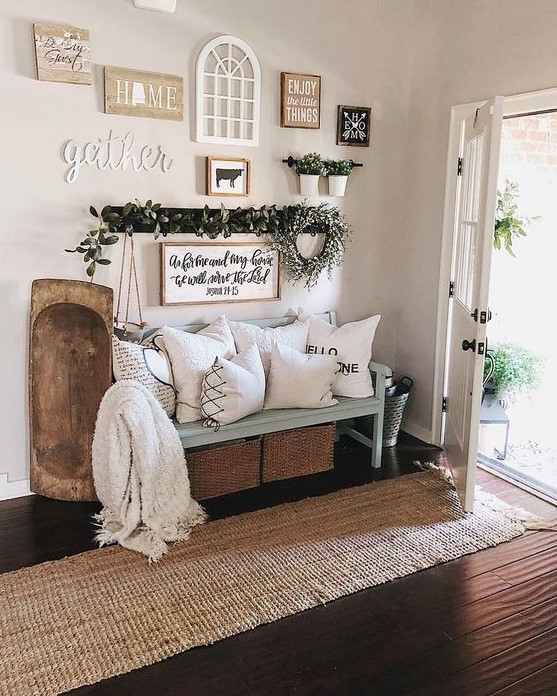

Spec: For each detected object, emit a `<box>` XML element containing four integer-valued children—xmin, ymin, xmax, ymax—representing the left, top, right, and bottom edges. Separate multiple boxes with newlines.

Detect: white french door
<box><xmin>443</xmin><ymin>97</ymin><xmax>504</xmax><ymax>512</ymax></box>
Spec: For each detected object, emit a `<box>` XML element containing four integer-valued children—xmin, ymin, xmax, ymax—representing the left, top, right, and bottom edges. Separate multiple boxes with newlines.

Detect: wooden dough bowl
<box><xmin>29</xmin><ymin>279</ymin><xmax>113</xmax><ymax>501</ymax></box>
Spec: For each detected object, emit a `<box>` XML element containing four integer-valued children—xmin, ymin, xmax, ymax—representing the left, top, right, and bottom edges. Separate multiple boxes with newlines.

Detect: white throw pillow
<box><xmin>201</xmin><ymin>343</ymin><xmax>265</xmax><ymax>428</ymax></box>
<box><xmin>162</xmin><ymin>321</ymin><xmax>236</xmax><ymax>423</ymax></box>
<box><xmin>303</xmin><ymin>313</ymin><xmax>381</xmax><ymax>398</ymax></box>
<box><xmin>227</xmin><ymin>317</ymin><xmax>310</xmax><ymax>375</ymax></box>
<box><xmin>111</xmin><ymin>334</ymin><xmax>176</xmax><ymax>417</ymax></box>
<box><xmin>143</xmin><ymin>314</ymin><xmax>236</xmax><ymax>355</ymax></box>
<box><xmin>198</xmin><ymin>314</ymin><xmax>237</xmax><ymax>355</ymax></box>
<box><xmin>264</xmin><ymin>343</ymin><xmax>338</xmax><ymax>410</ymax></box>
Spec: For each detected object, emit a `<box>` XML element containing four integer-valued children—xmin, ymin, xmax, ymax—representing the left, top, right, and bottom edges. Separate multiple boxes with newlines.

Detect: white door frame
<box><xmin>433</xmin><ymin>86</ymin><xmax>557</xmax><ymax>448</ymax></box>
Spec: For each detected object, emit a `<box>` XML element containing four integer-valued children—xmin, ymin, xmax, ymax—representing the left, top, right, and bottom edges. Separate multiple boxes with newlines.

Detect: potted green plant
<box><xmin>494</xmin><ymin>179</ymin><xmax>538</xmax><ymax>256</ymax></box>
<box><xmin>295</xmin><ymin>153</ymin><xmax>326</xmax><ymax>196</ymax></box>
<box><xmin>484</xmin><ymin>342</ymin><xmax>545</xmax><ymax>406</ymax></box>
<box><xmin>325</xmin><ymin>159</ymin><xmax>354</xmax><ymax>197</ymax></box>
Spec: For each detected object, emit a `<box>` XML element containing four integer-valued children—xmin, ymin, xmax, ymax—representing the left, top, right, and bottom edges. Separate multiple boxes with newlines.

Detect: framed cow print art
<box><xmin>206</xmin><ymin>157</ymin><xmax>251</xmax><ymax>196</ymax></box>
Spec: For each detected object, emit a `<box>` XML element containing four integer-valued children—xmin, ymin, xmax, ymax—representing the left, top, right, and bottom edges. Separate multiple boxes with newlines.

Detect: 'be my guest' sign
<box><xmin>160</xmin><ymin>243</ymin><xmax>280</xmax><ymax>306</ymax></box>
<box><xmin>33</xmin><ymin>23</ymin><xmax>91</xmax><ymax>84</ymax></box>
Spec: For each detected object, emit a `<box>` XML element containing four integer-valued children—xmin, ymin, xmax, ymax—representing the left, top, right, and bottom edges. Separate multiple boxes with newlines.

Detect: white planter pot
<box><xmin>299</xmin><ymin>174</ymin><xmax>320</xmax><ymax>197</ymax></box>
<box><xmin>327</xmin><ymin>175</ymin><xmax>348</xmax><ymax>197</ymax></box>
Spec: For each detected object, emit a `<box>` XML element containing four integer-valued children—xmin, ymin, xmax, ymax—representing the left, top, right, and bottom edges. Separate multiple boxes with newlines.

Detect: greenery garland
<box><xmin>267</xmin><ymin>203</ymin><xmax>350</xmax><ymax>288</ymax></box>
<box><xmin>66</xmin><ymin>200</ymin><xmax>350</xmax><ymax>287</ymax></box>
<box><xmin>67</xmin><ymin>200</ymin><xmax>281</xmax><ymax>277</ymax></box>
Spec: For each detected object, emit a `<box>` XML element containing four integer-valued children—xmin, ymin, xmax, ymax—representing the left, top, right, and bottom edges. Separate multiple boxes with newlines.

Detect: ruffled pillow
<box><xmin>161</xmin><ymin>319</ymin><xmax>236</xmax><ymax>423</ymax></box>
<box><xmin>227</xmin><ymin>317</ymin><xmax>310</xmax><ymax>375</ymax></box>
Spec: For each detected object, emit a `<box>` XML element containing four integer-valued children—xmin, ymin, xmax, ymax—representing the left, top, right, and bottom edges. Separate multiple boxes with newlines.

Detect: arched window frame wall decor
<box><xmin>196</xmin><ymin>35</ymin><xmax>261</xmax><ymax>147</ymax></box>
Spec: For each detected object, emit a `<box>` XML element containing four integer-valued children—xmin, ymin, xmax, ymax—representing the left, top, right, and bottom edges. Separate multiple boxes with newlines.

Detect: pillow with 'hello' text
<box><xmin>302</xmin><ymin>312</ymin><xmax>381</xmax><ymax>398</ymax></box>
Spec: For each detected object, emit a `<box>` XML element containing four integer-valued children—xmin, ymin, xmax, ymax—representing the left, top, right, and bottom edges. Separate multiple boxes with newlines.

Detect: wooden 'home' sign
<box><xmin>33</xmin><ymin>23</ymin><xmax>92</xmax><ymax>84</ymax></box>
<box><xmin>104</xmin><ymin>67</ymin><xmax>184</xmax><ymax>121</ymax></box>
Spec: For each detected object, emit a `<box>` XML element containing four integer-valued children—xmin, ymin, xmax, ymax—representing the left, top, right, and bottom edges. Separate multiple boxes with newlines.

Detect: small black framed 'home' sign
<box><xmin>337</xmin><ymin>105</ymin><xmax>371</xmax><ymax>147</ymax></box>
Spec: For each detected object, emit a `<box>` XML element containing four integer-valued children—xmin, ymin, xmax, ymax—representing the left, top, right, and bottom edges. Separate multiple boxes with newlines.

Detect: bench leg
<box><xmin>337</xmin><ymin>418</ymin><xmax>383</xmax><ymax>469</ymax></box>
<box><xmin>370</xmin><ymin>411</ymin><xmax>383</xmax><ymax>469</ymax></box>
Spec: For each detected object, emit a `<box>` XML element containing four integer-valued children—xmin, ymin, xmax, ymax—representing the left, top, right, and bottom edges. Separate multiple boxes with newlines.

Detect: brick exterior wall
<box><xmin>501</xmin><ymin>112</ymin><xmax>557</xmax><ymax>171</ymax></box>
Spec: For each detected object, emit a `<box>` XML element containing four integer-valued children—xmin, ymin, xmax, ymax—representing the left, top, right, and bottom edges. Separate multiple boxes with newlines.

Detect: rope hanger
<box><xmin>114</xmin><ymin>233</ymin><xmax>145</xmax><ymax>340</ymax></box>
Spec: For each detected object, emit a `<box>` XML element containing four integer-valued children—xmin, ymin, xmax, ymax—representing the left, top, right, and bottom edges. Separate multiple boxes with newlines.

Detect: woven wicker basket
<box><xmin>262</xmin><ymin>424</ymin><xmax>335</xmax><ymax>483</ymax></box>
<box><xmin>356</xmin><ymin>391</ymin><xmax>410</xmax><ymax>448</ymax></box>
<box><xmin>186</xmin><ymin>436</ymin><xmax>261</xmax><ymax>499</ymax></box>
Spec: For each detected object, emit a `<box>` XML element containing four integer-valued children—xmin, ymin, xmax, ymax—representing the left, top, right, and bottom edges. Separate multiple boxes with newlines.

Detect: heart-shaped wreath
<box><xmin>268</xmin><ymin>203</ymin><xmax>351</xmax><ymax>288</ymax></box>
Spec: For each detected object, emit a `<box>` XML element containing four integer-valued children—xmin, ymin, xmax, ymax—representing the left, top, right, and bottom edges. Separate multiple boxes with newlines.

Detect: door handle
<box><xmin>462</xmin><ymin>339</ymin><xmax>476</xmax><ymax>352</ymax></box>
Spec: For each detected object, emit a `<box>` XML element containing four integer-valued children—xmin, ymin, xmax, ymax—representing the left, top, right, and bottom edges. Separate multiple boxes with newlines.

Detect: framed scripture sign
<box><xmin>337</xmin><ymin>105</ymin><xmax>371</xmax><ymax>146</ymax></box>
<box><xmin>160</xmin><ymin>242</ymin><xmax>280</xmax><ymax>306</ymax></box>
<box><xmin>280</xmin><ymin>72</ymin><xmax>321</xmax><ymax>129</ymax></box>
<box><xmin>206</xmin><ymin>157</ymin><xmax>250</xmax><ymax>196</ymax></box>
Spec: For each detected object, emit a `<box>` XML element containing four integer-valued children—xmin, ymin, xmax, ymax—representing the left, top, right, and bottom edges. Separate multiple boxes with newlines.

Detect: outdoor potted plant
<box><xmin>325</xmin><ymin>159</ymin><xmax>354</xmax><ymax>197</ymax></box>
<box><xmin>484</xmin><ymin>342</ymin><xmax>545</xmax><ymax>407</ymax></box>
<box><xmin>295</xmin><ymin>152</ymin><xmax>326</xmax><ymax>196</ymax></box>
<box><xmin>494</xmin><ymin>179</ymin><xmax>539</xmax><ymax>256</ymax></box>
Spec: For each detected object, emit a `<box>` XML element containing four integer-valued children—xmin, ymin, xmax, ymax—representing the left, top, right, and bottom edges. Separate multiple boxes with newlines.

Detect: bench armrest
<box><xmin>369</xmin><ymin>361</ymin><xmax>392</xmax><ymax>402</ymax></box>
<box><xmin>369</xmin><ymin>361</ymin><xmax>392</xmax><ymax>378</ymax></box>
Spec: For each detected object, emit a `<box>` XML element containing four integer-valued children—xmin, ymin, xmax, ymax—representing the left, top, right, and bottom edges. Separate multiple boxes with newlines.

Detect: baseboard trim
<box><xmin>402</xmin><ymin>421</ymin><xmax>435</xmax><ymax>446</ymax></box>
<box><xmin>0</xmin><ymin>474</ymin><xmax>33</xmax><ymax>501</ymax></box>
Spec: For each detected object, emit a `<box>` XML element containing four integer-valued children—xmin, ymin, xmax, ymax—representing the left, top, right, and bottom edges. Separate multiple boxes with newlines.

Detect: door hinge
<box><xmin>442</xmin><ymin>396</ymin><xmax>448</xmax><ymax>413</ymax></box>
<box><xmin>457</xmin><ymin>157</ymin><xmax>463</xmax><ymax>176</ymax></box>
<box><xmin>449</xmin><ymin>281</ymin><xmax>455</xmax><ymax>298</ymax></box>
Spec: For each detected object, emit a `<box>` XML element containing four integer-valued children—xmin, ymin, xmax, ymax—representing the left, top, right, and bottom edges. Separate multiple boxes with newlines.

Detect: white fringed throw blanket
<box><xmin>92</xmin><ymin>380</ymin><xmax>206</xmax><ymax>562</ymax></box>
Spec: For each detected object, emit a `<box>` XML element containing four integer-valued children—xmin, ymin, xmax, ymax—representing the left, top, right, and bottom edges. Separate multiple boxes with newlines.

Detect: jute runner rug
<box><xmin>0</xmin><ymin>468</ymin><xmax>537</xmax><ymax>695</ymax></box>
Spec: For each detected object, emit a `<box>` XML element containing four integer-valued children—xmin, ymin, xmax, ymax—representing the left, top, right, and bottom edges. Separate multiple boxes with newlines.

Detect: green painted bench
<box><xmin>145</xmin><ymin>312</ymin><xmax>391</xmax><ymax>470</ymax></box>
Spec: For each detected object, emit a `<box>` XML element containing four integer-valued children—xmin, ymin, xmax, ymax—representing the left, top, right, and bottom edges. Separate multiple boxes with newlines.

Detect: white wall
<box><xmin>0</xmin><ymin>0</ymin><xmax>414</xmax><ymax>486</ymax></box>
<box><xmin>397</xmin><ymin>0</ymin><xmax>557</xmax><ymax>440</ymax></box>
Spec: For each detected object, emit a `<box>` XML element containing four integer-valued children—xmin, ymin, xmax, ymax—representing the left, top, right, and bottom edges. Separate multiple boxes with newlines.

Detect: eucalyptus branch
<box><xmin>66</xmin><ymin>200</ymin><xmax>349</xmax><ymax>286</ymax></box>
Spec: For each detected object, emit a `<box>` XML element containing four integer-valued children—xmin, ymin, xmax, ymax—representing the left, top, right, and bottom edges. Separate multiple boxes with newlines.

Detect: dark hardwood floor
<box><xmin>2</xmin><ymin>433</ymin><xmax>557</xmax><ymax>695</ymax></box>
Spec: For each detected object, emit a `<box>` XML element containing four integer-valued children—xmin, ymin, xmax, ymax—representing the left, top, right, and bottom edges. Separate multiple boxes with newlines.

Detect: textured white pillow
<box><xmin>162</xmin><ymin>322</ymin><xmax>236</xmax><ymax>424</ymax></box>
<box><xmin>143</xmin><ymin>314</ymin><xmax>236</xmax><ymax>354</ymax></box>
<box><xmin>111</xmin><ymin>334</ymin><xmax>176</xmax><ymax>417</ymax></box>
<box><xmin>198</xmin><ymin>314</ymin><xmax>237</xmax><ymax>355</ymax></box>
<box><xmin>227</xmin><ymin>317</ymin><xmax>310</xmax><ymax>375</ymax></box>
<box><xmin>303</xmin><ymin>313</ymin><xmax>381</xmax><ymax>398</ymax></box>
<box><xmin>264</xmin><ymin>343</ymin><xmax>338</xmax><ymax>410</ymax></box>
<box><xmin>201</xmin><ymin>343</ymin><xmax>265</xmax><ymax>427</ymax></box>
